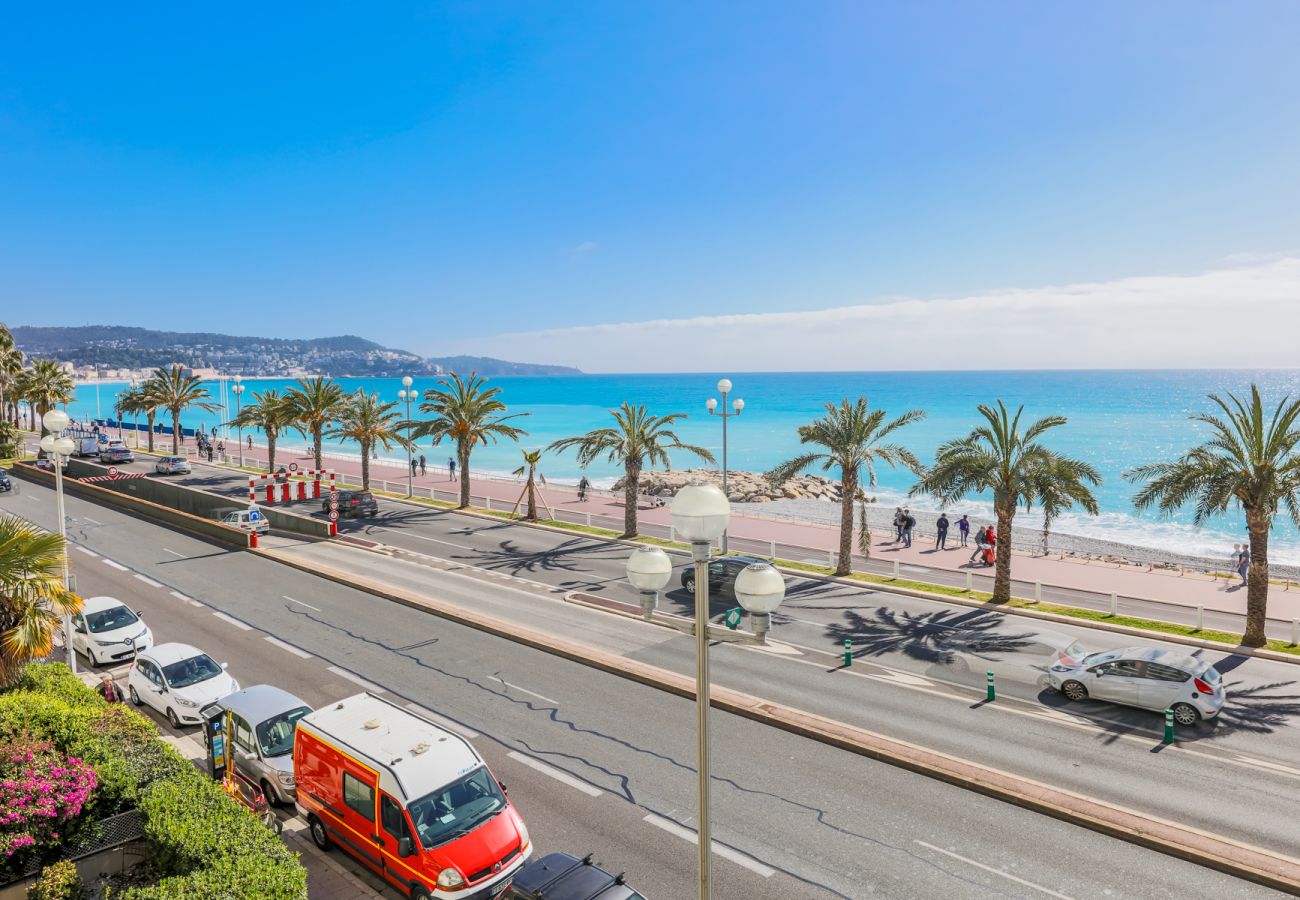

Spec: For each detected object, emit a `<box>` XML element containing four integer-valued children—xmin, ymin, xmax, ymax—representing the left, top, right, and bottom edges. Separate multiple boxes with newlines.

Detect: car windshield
<box><xmin>161</xmin><ymin>653</ymin><xmax>223</xmax><ymax>689</ymax></box>
<box><xmin>1081</xmin><ymin>650</ymin><xmax>1120</xmax><ymax>666</ymax></box>
<box><xmin>256</xmin><ymin>706</ymin><xmax>312</xmax><ymax>758</ymax></box>
<box><xmin>406</xmin><ymin>766</ymin><xmax>507</xmax><ymax>849</ymax></box>
<box><xmin>85</xmin><ymin>605</ymin><xmax>139</xmax><ymax>633</ymax></box>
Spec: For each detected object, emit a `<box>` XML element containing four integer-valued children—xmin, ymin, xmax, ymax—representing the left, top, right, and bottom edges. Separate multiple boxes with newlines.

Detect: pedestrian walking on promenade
<box><xmin>1237</xmin><ymin>543</ymin><xmax>1250</xmax><ymax>587</ymax></box>
<box><xmin>577</xmin><ymin>476</ymin><xmax>590</xmax><ymax>502</ymax></box>
<box><xmin>958</xmin><ymin>515</ymin><xmax>970</xmax><ymax>547</ymax></box>
<box><xmin>449</xmin><ymin>457</ymin><xmax>456</xmax><ymax>480</ymax></box>
<box><xmin>211</xmin><ymin>425</ymin><xmax>217</xmax><ymax>438</ymax></box>
<box><xmin>935</xmin><ymin>513</ymin><xmax>949</xmax><ymax>550</ymax></box>
<box><xmin>410</xmin><ymin>457</ymin><xmax>418</xmax><ymax>477</ymax></box>
<box><xmin>902</xmin><ymin>509</ymin><xmax>915</xmax><ymax>548</ymax></box>
<box><xmin>247</xmin><ymin>435</ymin><xmax>253</xmax><ymax>450</ymax></box>
<box><xmin>893</xmin><ymin>507</ymin><xmax>905</xmax><ymax>542</ymax></box>
<box><xmin>419</xmin><ymin>454</ymin><xmax>427</xmax><ymax>476</ymax></box>
<box><xmin>207</xmin><ymin>445</ymin><xmax>214</xmax><ymax>463</ymax></box>
<box><xmin>970</xmin><ymin>526</ymin><xmax>986</xmax><ymax>564</ymax></box>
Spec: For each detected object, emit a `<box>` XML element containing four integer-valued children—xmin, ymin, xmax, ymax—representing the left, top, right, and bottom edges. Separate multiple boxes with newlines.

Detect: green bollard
<box><xmin>843</xmin><ymin>639</ymin><xmax>853</xmax><ymax>667</ymax></box>
<box><xmin>1164</xmin><ymin>708</ymin><xmax>1175</xmax><ymax>743</ymax></box>
<box><xmin>986</xmin><ymin>671</ymin><xmax>996</xmax><ymax>702</ymax></box>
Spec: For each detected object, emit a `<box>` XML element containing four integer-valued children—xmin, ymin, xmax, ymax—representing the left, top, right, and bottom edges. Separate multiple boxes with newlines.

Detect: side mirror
<box><xmin>498</xmin><ymin>780</ymin><xmax>508</xmax><ymax>797</ymax></box>
<box><xmin>74</xmin><ymin>622</ymin><xmax>86</xmax><ymax>633</ymax></box>
<box><xmin>398</xmin><ymin>836</ymin><xmax>415</xmax><ymax>858</ymax></box>
<box><xmin>221</xmin><ymin>661</ymin><xmax>230</xmax><ymax>670</ymax></box>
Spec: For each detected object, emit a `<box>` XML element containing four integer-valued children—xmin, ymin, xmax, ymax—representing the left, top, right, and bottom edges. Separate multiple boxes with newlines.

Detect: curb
<box><xmin>252</xmin><ymin>542</ymin><xmax>1300</xmax><ymax>894</ymax></box>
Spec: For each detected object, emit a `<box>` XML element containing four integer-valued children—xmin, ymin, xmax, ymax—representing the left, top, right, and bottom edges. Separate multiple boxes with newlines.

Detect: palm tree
<box><xmin>287</xmin><ymin>377</ymin><xmax>345</xmax><ymax>471</ymax></box>
<box><xmin>25</xmin><ymin>359</ymin><xmax>75</xmax><ymax>435</ymax></box>
<box><xmin>413</xmin><ymin>373</ymin><xmax>527</xmax><ymax>509</ymax></box>
<box><xmin>0</xmin><ymin>327</ymin><xmax>23</xmax><ymax>427</ymax></box>
<box><xmin>0</xmin><ymin>419</ymin><xmax>19</xmax><ymax>459</ymax></box>
<box><xmin>512</xmin><ymin>449</ymin><xmax>545</xmax><ymax>522</ymax></box>
<box><xmin>0</xmin><ymin>515</ymin><xmax>82</xmax><ymax>688</ymax></box>
<box><xmin>550</xmin><ymin>403</ymin><xmax>713</xmax><ymax>538</ymax></box>
<box><xmin>145</xmin><ymin>367</ymin><xmax>219</xmax><ymax>455</ymax></box>
<box><xmin>228</xmin><ymin>390</ymin><xmax>295</xmax><ymax>474</ymax></box>
<box><xmin>912</xmin><ymin>401</ymin><xmax>1100</xmax><ymax>603</ymax></box>
<box><xmin>1126</xmin><ymin>385</ymin><xmax>1300</xmax><ymax>647</ymax></box>
<box><xmin>768</xmin><ymin>398</ymin><xmax>925</xmax><ymax>576</ymax></box>
<box><xmin>325</xmin><ymin>391</ymin><xmax>410</xmax><ymax>490</ymax></box>
<box><xmin>136</xmin><ymin>382</ymin><xmax>164</xmax><ymax>452</ymax></box>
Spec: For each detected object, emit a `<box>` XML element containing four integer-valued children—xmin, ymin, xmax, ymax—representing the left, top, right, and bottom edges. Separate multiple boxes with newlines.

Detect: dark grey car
<box><xmin>680</xmin><ymin>555</ymin><xmax>768</xmax><ymax>597</ymax></box>
<box><xmin>324</xmin><ymin>489</ymin><xmax>379</xmax><ymax>518</ymax></box>
<box><xmin>508</xmin><ymin>853</ymin><xmax>645</xmax><ymax>900</ymax></box>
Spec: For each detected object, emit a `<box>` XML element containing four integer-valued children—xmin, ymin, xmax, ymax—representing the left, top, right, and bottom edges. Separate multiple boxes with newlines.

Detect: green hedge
<box><xmin>4</xmin><ymin>665</ymin><xmax>305</xmax><ymax>900</ymax></box>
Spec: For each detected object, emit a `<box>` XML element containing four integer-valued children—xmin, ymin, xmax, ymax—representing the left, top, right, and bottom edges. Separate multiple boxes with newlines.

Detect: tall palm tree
<box><xmin>145</xmin><ymin>367</ymin><xmax>219</xmax><ymax>455</ymax></box>
<box><xmin>512</xmin><ymin>449</ymin><xmax>545</xmax><ymax>522</ymax></box>
<box><xmin>325</xmin><ymin>391</ymin><xmax>410</xmax><ymax>490</ymax></box>
<box><xmin>0</xmin><ymin>327</ymin><xmax>23</xmax><ymax>427</ymax></box>
<box><xmin>0</xmin><ymin>419</ymin><xmax>19</xmax><ymax>459</ymax></box>
<box><xmin>0</xmin><ymin>515</ymin><xmax>82</xmax><ymax>688</ymax></box>
<box><xmin>287</xmin><ymin>377</ymin><xmax>345</xmax><ymax>471</ymax></box>
<box><xmin>25</xmin><ymin>359</ymin><xmax>75</xmax><ymax>435</ymax></box>
<box><xmin>228</xmin><ymin>389</ymin><xmax>295</xmax><ymax>474</ymax></box>
<box><xmin>12</xmin><ymin>367</ymin><xmax>35</xmax><ymax>431</ymax></box>
<box><xmin>136</xmin><ymin>382</ymin><xmax>164</xmax><ymax>452</ymax></box>
<box><xmin>113</xmin><ymin>387</ymin><xmax>143</xmax><ymax>447</ymax></box>
<box><xmin>769</xmin><ymin>398</ymin><xmax>925</xmax><ymax>576</ymax></box>
<box><xmin>912</xmin><ymin>401</ymin><xmax>1100</xmax><ymax>603</ymax></box>
<box><xmin>550</xmin><ymin>403</ymin><xmax>713</xmax><ymax>538</ymax></box>
<box><xmin>413</xmin><ymin>373</ymin><xmax>527</xmax><ymax>509</ymax></box>
<box><xmin>1126</xmin><ymin>385</ymin><xmax>1300</xmax><ymax>647</ymax></box>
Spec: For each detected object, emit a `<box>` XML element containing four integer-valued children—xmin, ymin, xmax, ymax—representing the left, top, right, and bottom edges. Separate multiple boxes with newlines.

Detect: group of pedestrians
<box><xmin>195</xmin><ymin>428</ymin><xmax>225</xmax><ymax>463</ymax></box>
<box><xmin>892</xmin><ymin>507</ymin><xmax>974</xmax><ymax>551</ymax></box>
<box><xmin>408</xmin><ymin>454</ymin><xmax>428</xmax><ymax>477</ymax></box>
<box><xmin>1232</xmin><ymin>542</ymin><xmax>1251</xmax><ymax>586</ymax></box>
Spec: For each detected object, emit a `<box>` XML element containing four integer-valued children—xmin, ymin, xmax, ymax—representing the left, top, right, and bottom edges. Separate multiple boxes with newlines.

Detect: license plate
<box><xmin>489</xmin><ymin>879</ymin><xmax>512</xmax><ymax>898</ymax></box>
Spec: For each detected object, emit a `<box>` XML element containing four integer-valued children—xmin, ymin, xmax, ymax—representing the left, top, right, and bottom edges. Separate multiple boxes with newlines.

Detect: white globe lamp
<box><xmin>734</xmin><ymin>562</ymin><xmax>786</xmax><ymax>642</ymax></box>
<box><xmin>626</xmin><ymin>546</ymin><xmax>673</xmax><ymax>619</ymax></box>
<box><xmin>717</xmin><ymin>378</ymin><xmax>732</xmax><ymax>395</ymax></box>
<box><xmin>42</xmin><ymin>409</ymin><xmax>70</xmax><ymax>435</ymax></box>
<box><xmin>53</xmin><ymin>437</ymin><xmax>76</xmax><ymax>457</ymax></box>
<box><xmin>671</xmin><ymin>483</ymin><xmax>730</xmax><ymax>547</ymax></box>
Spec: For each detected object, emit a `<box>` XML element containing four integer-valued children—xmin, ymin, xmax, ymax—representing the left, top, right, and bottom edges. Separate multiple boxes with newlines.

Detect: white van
<box><xmin>221</xmin><ymin>507</ymin><xmax>270</xmax><ymax>535</ymax></box>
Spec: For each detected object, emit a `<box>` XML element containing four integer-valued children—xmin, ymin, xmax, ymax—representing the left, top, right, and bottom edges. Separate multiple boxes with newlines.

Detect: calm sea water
<box><xmin>68</xmin><ymin>370</ymin><xmax>1300</xmax><ymax>562</ymax></box>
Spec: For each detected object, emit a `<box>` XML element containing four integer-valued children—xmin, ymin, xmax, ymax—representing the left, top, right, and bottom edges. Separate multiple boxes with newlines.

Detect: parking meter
<box><xmin>200</xmin><ymin>702</ymin><xmax>229</xmax><ymax>781</ymax></box>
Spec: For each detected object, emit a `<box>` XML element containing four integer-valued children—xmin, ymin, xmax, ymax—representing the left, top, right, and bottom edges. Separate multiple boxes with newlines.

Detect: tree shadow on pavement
<box><xmin>824</xmin><ymin>607</ymin><xmax>1038</xmax><ymax>666</ymax></box>
<box><xmin>452</xmin><ymin>538</ymin><xmax>629</xmax><ymax>582</ymax></box>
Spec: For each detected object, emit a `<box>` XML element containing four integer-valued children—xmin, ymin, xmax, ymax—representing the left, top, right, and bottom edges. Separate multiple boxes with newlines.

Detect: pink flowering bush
<box><xmin>0</xmin><ymin>735</ymin><xmax>96</xmax><ymax>861</ymax></box>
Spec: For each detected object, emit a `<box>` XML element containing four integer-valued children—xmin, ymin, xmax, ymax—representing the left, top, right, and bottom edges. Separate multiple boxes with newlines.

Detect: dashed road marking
<box><xmin>641</xmin><ymin>814</ymin><xmax>775</xmax><ymax>877</ymax></box>
<box><xmin>327</xmin><ymin>666</ymin><xmax>385</xmax><ymax>693</ymax></box>
<box><xmin>102</xmin><ymin>559</ymin><xmax>129</xmax><ymax>571</ymax></box>
<box><xmin>507</xmin><ymin>751</ymin><xmax>603</xmax><ymax>797</ymax></box>
<box><xmin>379</xmin><ymin>530</ymin><xmax>475</xmax><ymax>551</ymax></box>
<box><xmin>82</xmin><ymin>517</ymin><xmax>102</xmax><ymax>525</ymax></box>
<box><xmin>404</xmin><ymin>703</ymin><xmax>479</xmax><ymax>739</ymax></box>
<box><xmin>162</xmin><ymin>548</ymin><xmax>186</xmax><ymax>558</ymax></box>
<box><xmin>169</xmin><ymin>591</ymin><xmax>192</xmax><ymax>603</ymax></box>
<box><xmin>914</xmin><ymin>840</ymin><xmax>1074</xmax><ymax>899</ymax></box>
<box><xmin>264</xmin><ymin>636</ymin><xmax>312</xmax><ymax>659</ymax></box>
<box><xmin>283</xmin><ymin>595</ymin><xmax>320</xmax><ymax>611</ymax></box>
<box><xmin>490</xmin><ymin>676</ymin><xmax>558</xmax><ymax>706</ymax></box>
<box><xmin>75</xmin><ymin>546</ymin><xmax>99</xmax><ymax>558</ymax></box>
<box><xmin>133</xmin><ymin>574</ymin><xmax>163</xmax><ymax>588</ymax></box>
<box><xmin>212</xmin><ymin>611</ymin><xmax>253</xmax><ymax>631</ymax></box>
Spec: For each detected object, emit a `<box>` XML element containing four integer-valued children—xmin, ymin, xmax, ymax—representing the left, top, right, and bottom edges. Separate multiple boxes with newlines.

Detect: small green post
<box><xmin>724</xmin><ymin>608</ymin><xmax>742</xmax><ymax>630</ymax></box>
<box><xmin>986</xmin><ymin>671</ymin><xmax>996</xmax><ymax>702</ymax></box>
<box><xmin>1163</xmin><ymin>708</ymin><xmax>1175</xmax><ymax>743</ymax></box>
<box><xmin>843</xmin><ymin>639</ymin><xmax>853</xmax><ymax>667</ymax></box>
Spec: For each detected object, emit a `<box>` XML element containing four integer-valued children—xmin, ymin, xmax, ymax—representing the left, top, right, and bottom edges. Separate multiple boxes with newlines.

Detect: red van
<box><xmin>296</xmin><ymin>693</ymin><xmax>531</xmax><ymax>898</ymax></box>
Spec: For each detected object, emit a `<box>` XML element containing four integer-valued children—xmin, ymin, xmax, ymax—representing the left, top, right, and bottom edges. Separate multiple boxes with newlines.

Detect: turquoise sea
<box><xmin>67</xmin><ymin>370</ymin><xmax>1300</xmax><ymax>562</ymax></box>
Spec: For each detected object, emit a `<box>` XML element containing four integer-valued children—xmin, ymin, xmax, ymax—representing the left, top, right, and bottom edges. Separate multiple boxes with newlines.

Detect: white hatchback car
<box><xmin>1047</xmin><ymin>646</ymin><xmax>1225</xmax><ymax>726</ymax></box>
<box><xmin>127</xmin><ymin>642</ymin><xmax>239</xmax><ymax>729</ymax></box>
<box><xmin>155</xmin><ymin>455</ymin><xmax>191</xmax><ymax>475</ymax></box>
<box><xmin>71</xmin><ymin>596</ymin><xmax>153</xmax><ymax>666</ymax></box>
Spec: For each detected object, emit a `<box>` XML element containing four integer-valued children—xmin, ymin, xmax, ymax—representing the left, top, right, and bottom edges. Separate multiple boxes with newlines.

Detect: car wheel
<box><xmin>1061</xmin><ymin>680</ymin><xmax>1088</xmax><ymax>702</ymax></box>
<box><xmin>1171</xmin><ymin>703</ymin><xmax>1200</xmax><ymax>727</ymax></box>
<box><xmin>309</xmin><ymin>816</ymin><xmax>331</xmax><ymax>851</ymax></box>
<box><xmin>166</xmin><ymin>707</ymin><xmax>182</xmax><ymax>729</ymax></box>
<box><xmin>411</xmin><ymin>886</ymin><xmax>433</xmax><ymax>900</ymax></box>
<box><xmin>128</xmin><ymin>685</ymin><xmax>142</xmax><ymax>706</ymax></box>
<box><xmin>683</xmin><ymin>575</ymin><xmax>696</xmax><ymax>593</ymax></box>
<box><xmin>85</xmin><ymin>647</ymin><xmax>99</xmax><ymax>667</ymax></box>
<box><xmin>261</xmin><ymin>779</ymin><xmax>282</xmax><ymax>808</ymax></box>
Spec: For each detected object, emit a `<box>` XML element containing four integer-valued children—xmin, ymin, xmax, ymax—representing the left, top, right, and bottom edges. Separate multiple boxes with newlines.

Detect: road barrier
<box><xmin>1163</xmin><ymin>709</ymin><xmax>1175</xmax><ymax>744</ymax></box>
<box><xmin>843</xmin><ymin>639</ymin><xmax>853</xmax><ymax>668</ymax></box>
<box><xmin>986</xmin><ymin>671</ymin><xmax>996</xmax><ymax>702</ymax></box>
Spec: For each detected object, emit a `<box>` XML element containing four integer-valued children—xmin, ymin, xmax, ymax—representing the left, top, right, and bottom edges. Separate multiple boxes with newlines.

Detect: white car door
<box><xmin>1088</xmin><ymin>660</ymin><xmax>1143</xmax><ymax>705</ymax></box>
<box><xmin>1137</xmin><ymin>663</ymin><xmax>1190</xmax><ymax>711</ymax></box>
<box><xmin>140</xmin><ymin>661</ymin><xmax>168</xmax><ymax>713</ymax></box>
<box><xmin>71</xmin><ymin>614</ymin><xmax>89</xmax><ymax>658</ymax></box>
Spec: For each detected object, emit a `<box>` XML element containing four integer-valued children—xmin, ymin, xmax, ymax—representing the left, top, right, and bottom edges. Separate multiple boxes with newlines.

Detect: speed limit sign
<box><xmin>328</xmin><ymin>510</ymin><xmax>339</xmax><ymax>522</ymax></box>
<box><xmin>107</xmin><ymin>466</ymin><xmax>119</xmax><ymax>477</ymax></box>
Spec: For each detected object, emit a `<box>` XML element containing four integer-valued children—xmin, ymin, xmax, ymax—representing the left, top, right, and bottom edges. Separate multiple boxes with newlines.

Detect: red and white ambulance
<box><xmin>295</xmin><ymin>693</ymin><xmax>531</xmax><ymax>898</ymax></box>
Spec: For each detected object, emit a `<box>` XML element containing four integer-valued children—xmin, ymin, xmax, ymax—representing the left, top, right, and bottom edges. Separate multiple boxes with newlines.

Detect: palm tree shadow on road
<box><xmin>824</xmin><ymin>607</ymin><xmax>1039</xmax><ymax>666</ymax></box>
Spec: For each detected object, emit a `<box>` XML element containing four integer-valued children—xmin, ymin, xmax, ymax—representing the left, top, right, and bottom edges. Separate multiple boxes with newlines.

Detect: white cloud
<box><xmin>456</xmin><ymin>257</ymin><xmax>1300</xmax><ymax>372</ymax></box>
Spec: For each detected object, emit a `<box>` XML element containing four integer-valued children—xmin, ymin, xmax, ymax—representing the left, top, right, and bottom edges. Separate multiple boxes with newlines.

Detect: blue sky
<box><xmin>3</xmin><ymin>3</ymin><xmax>1299</xmax><ymax>368</ymax></box>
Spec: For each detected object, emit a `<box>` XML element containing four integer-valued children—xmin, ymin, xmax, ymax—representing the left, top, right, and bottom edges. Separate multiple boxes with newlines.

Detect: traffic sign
<box><xmin>288</xmin><ymin>463</ymin><xmax>299</xmax><ymax>472</ymax></box>
<box><xmin>107</xmin><ymin>466</ymin><xmax>119</xmax><ymax>477</ymax></box>
<box><xmin>327</xmin><ymin>510</ymin><xmax>339</xmax><ymax>522</ymax></box>
<box><xmin>724</xmin><ymin>607</ymin><xmax>743</xmax><ymax>629</ymax></box>
<box><xmin>248</xmin><ymin>510</ymin><xmax>261</xmax><ymax>522</ymax></box>
<box><xmin>329</xmin><ymin>503</ymin><xmax>339</xmax><ymax>513</ymax></box>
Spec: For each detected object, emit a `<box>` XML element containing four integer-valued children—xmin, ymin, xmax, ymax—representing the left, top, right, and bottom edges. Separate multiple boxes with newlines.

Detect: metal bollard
<box><xmin>986</xmin><ymin>671</ymin><xmax>996</xmax><ymax>702</ymax></box>
<box><xmin>829</xmin><ymin>550</ymin><xmax>837</xmax><ymax>568</ymax></box>
<box><xmin>1109</xmin><ymin>592</ymin><xmax>1118</xmax><ymax>616</ymax></box>
<box><xmin>1195</xmin><ymin>606</ymin><xmax>1203</xmax><ymax>632</ymax></box>
<box><xmin>669</xmin><ymin>524</ymin><xmax>675</xmax><ymax>542</ymax></box>
<box><xmin>249</xmin><ymin>530</ymin><xmax>259</xmax><ymax>550</ymax></box>
<box><xmin>843</xmin><ymin>640</ymin><xmax>853</xmax><ymax>667</ymax></box>
<box><xmin>1163</xmin><ymin>708</ymin><xmax>1175</xmax><ymax>743</ymax></box>
<box><xmin>770</xmin><ymin>539</ymin><xmax>777</xmax><ymax>558</ymax></box>
<box><xmin>1034</xmin><ymin>581</ymin><xmax>1042</xmax><ymax>603</ymax></box>
<box><xmin>893</xmin><ymin>560</ymin><xmax>900</xmax><ymax>578</ymax></box>
<box><xmin>965</xmin><ymin>571</ymin><xmax>973</xmax><ymax>591</ymax></box>
<box><xmin>585</xmin><ymin>512</ymin><xmax>592</xmax><ymax>527</ymax></box>
<box><xmin>1291</xmin><ymin>619</ymin><xmax>1299</xmax><ymax>648</ymax></box>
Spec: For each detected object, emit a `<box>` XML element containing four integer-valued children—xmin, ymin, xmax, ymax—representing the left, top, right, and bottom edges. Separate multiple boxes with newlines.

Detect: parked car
<box><xmin>70</xmin><ymin>596</ymin><xmax>153</xmax><ymax>666</ymax></box>
<box><xmin>127</xmin><ymin>642</ymin><xmax>239</xmax><ymax>729</ymax></box>
<box><xmin>509</xmin><ymin>853</ymin><xmax>646</xmax><ymax>900</ymax></box>
<box><xmin>219</xmin><ymin>507</ymin><xmax>270</xmax><ymax>535</ymax></box>
<box><xmin>680</xmin><ymin>555</ymin><xmax>771</xmax><ymax>597</ymax></box>
<box><xmin>0</xmin><ymin>469</ymin><xmax>11</xmax><ymax>492</ymax></box>
<box><xmin>100</xmin><ymin>442</ymin><xmax>135</xmax><ymax>464</ymax></box>
<box><xmin>323</xmin><ymin>489</ymin><xmax>378</xmax><ymax>518</ymax></box>
<box><xmin>1047</xmin><ymin>645</ymin><xmax>1225</xmax><ymax>725</ymax></box>
<box><xmin>155</xmin><ymin>455</ymin><xmax>191</xmax><ymax>475</ymax></box>
<box><xmin>296</xmin><ymin>693</ymin><xmax>531</xmax><ymax>899</ymax></box>
<box><xmin>204</xmin><ymin>685</ymin><xmax>312</xmax><ymax>806</ymax></box>
<box><xmin>73</xmin><ymin>435</ymin><xmax>102</xmax><ymax>457</ymax></box>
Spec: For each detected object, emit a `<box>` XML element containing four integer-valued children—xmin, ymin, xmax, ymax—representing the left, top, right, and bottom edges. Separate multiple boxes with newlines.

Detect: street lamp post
<box><xmin>671</xmin><ymin>483</ymin><xmax>731</xmax><ymax>900</ymax></box>
<box><xmin>625</xmin><ymin>545</ymin><xmax>673</xmax><ymax>620</ymax></box>
<box><xmin>733</xmin><ymin>562</ymin><xmax>786</xmax><ymax>643</ymax></box>
<box><xmin>40</xmin><ymin>409</ymin><xmax>77</xmax><ymax>674</ymax></box>
<box><xmin>706</xmin><ymin>379</ymin><xmax>744</xmax><ymax>554</ymax></box>
<box><xmin>399</xmin><ymin>376</ymin><xmax>414</xmax><ymax>498</ymax></box>
<box><xmin>232</xmin><ymin>377</ymin><xmax>245</xmax><ymax>468</ymax></box>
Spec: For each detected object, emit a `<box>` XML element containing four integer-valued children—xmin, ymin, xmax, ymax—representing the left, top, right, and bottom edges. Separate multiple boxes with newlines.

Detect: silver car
<box><xmin>209</xmin><ymin>685</ymin><xmax>312</xmax><ymax>805</ymax></box>
<box><xmin>155</xmin><ymin>455</ymin><xmax>191</xmax><ymax>475</ymax></box>
<box><xmin>1047</xmin><ymin>646</ymin><xmax>1225</xmax><ymax>726</ymax></box>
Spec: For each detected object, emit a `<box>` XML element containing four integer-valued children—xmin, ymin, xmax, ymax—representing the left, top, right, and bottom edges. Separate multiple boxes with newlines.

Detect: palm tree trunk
<box><xmin>525</xmin><ymin>470</ymin><xmax>538</xmax><ymax>521</ymax></box>
<box><xmin>1243</xmin><ymin>510</ymin><xmax>1271</xmax><ymax>648</ymax></box>
<box><xmin>171</xmin><ymin>412</ymin><xmax>181</xmax><ymax>455</ymax></box>
<box><xmin>623</xmin><ymin>463</ymin><xmax>640</xmax><ymax>537</ymax></box>
<box><xmin>146</xmin><ymin>412</ymin><xmax>156</xmax><ymax>452</ymax></box>
<box><xmin>313</xmin><ymin>425</ymin><xmax>324</xmax><ymax>470</ymax></box>
<box><xmin>836</xmin><ymin>466</ymin><xmax>857</xmax><ymax>576</ymax></box>
<box><xmin>458</xmin><ymin>443</ymin><xmax>471</xmax><ymax>508</ymax></box>
<box><xmin>361</xmin><ymin>439</ymin><xmax>371</xmax><ymax>490</ymax></box>
<box><xmin>267</xmin><ymin>433</ymin><xmax>278</xmax><ymax>474</ymax></box>
<box><xmin>993</xmin><ymin>502</ymin><xmax>1015</xmax><ymax>602</ymax></box>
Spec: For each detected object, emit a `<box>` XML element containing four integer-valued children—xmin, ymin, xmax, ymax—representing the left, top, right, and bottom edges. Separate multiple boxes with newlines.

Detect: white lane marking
<box><xmin>283</xmin><ymin>595</ymin><xmax>321</xmax><ymax>611</ymax></box>
<box><xmin>211</xmin><ymin>611</ymin><xmax>253</xmax><ymax>631</ymax></box>
<box><xmin>83</xmin><ymin>517</ymin><xmax>102</xmax><ymax>525</ymax></box>
<box><xmin>169</xmin><ymin>591</ymin><xmax>191</xmax><ymax>602</ymax></box>
<box><xmin>75</xmin><ymin>546</ymin><xmax>99</xmax><ymax>558</ymax></box>
<box><xmin>188</xmin><ymin>600</ymin><xmax>204</xmax><ymax>608</ymax></box>
<box><xmin>133</xmin><ymin>574</ymin><xmax>163</xmax><ymax>588</ymax></box>
<box><xmin>162</xmin><ymin>548</ymin><xmax>186</xmax><ymax>558</ymax></box>
<box><xmin>264</xmin><ymin>636</ymin><xmax>312</xmax><ymax>659</ymax></box>
<box><xmin>327</xmin><ymin>666</ymin><xmax>385</xmax><ymax>693</ymax></box>
<box><xmin>102</xmin><ymin>559</ymin><xmax>129</xmax><ymax>571</ymax></box>
<box><xmin>490</xmin><ymin>676</ymin><xmax>558</xmax><ymax>706</ymax></box>
<box><xmin>405</xmin><ymin>703</ymin><xmax>480</xmax><ymax>739</ymax></box>
<box><xmin>914</xmin><ymin>840</ymin><xmax>1074</xmax><ymax>899</ymax></box>
<box><xmin>862</xmin><ymin>669</ymin><xmax>935</xmax><ymax>688</ymax></box>
<box><xmin>641</xmin><ymin>814</ymin><xmax>775</xmax><ymax>878</ymax></box>
<box><xmin>507</xmin><ymin>751</ymin><xmax>603</xmax><ymax>797</ymax></box>
<box><xmin>1232</xmin><ymin>755</ymin><xmax>1300</xmax><ymax>778</ymax></box>
<box><xmin>379</xmin><ymin>529</ymin><xmax>475</xmax><ymax>551</ymax></box>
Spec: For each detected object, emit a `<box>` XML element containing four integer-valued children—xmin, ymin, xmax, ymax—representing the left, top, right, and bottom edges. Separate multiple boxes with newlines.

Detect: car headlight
<box><xmin>516</xmin><ymin>818</ymin><xmax>529</xmax><ymax>849</ymax></box>
<box><xmin>93</xmin><ymin>638</ymin><xmax>115</xmax><ymax>647</ymax></box>
<box><xmin>175</xmin><ymin>696</ymin><xmax>198</xmax><ymax>708</ymax></box>
<box><xmin>277</xmin><ymin>772</ymin><xmax>296</xmax><ymax>786</ymax></box>
<box><xmin>436</xmin><ymin>867</ymin><xmax>465</xmax><ymax>889</ymax></box>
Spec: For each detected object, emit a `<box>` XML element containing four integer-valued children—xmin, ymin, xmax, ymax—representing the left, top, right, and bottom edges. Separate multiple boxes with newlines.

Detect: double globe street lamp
<box><xmin>39</xmin><ymin>409</ymin><xmax>77</xmax><ymax>673</ymax></box>
<box><xmin>398</xmin><ymin>376</ymin><xmax>415</xmax><ymax>498</ymax></box>
<box><xmin>625</xmin><ymin>483</ymin><xmax>785</xmax><ymax>900</ymax></box>
<box><xmin>706</xmin><ymin>379</ymin><xmax>743</xmax><ymax>553</ymax></box>
<box><xmin>231</xmin><ymin>376</ymin><xmax>245</xmax><ymax>467</ymax></box>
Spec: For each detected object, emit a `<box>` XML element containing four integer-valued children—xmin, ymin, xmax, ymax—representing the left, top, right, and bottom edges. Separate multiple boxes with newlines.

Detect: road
<box><xmin>2</xmin><ymin>477</ymin><xmax>1286</xmax><ymax>898</ymax></box>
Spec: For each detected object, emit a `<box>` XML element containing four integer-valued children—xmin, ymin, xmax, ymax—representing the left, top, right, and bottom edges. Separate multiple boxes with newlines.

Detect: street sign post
<box><xmin>328</xmin><ymin>510</ymin><xmax>338</xmax><ymax>522</ymax></box>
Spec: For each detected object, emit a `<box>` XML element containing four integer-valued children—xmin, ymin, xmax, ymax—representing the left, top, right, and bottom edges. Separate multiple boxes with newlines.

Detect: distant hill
<box><xmin>8</xmin><ymin>326</ymin><xmax>581</xmax><ymax>378</ymax></box>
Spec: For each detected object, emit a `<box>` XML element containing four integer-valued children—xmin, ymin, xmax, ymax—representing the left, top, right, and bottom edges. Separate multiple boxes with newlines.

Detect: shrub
<box><xmin>27</xmin><ymin>859</ymin><xmax>84</xmax><ymax>900</ymax></box>
<box><xmin>0</xmin><ymin>735</ymin><xmax>97</xmax><ymax>864</ymax></box>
